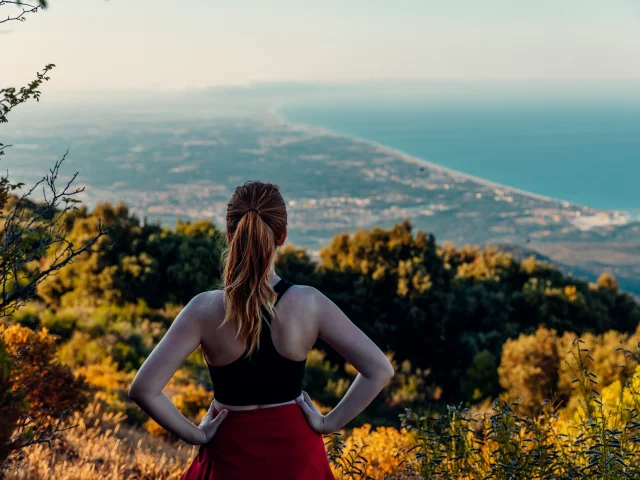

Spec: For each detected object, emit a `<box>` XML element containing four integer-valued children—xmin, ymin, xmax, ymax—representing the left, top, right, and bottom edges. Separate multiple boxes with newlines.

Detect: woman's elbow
<box><xmin>374</xmin><ymin>360</ymin><xmax>395</xmax><ymax>386</ymax></box>
<box><xmin>127</xmin><ymin>383</ymin><xmax>147</xmax><ymax>403</ymax></box>
<box><xmin>382</xmin><ymin>361</ymin><xmax>395</xmax><ymax>384</ymax></box>
<box><xmin>127</xmin><ymin>386</ymin><xmax>140</xmax><ymax>402</ymax></box>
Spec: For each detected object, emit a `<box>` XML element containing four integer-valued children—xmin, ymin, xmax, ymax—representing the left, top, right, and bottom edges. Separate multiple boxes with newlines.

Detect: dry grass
<box><xmin>5</xmin><ymin>401</ymin><xmax>195</xmax><ymax>480</ymax></box>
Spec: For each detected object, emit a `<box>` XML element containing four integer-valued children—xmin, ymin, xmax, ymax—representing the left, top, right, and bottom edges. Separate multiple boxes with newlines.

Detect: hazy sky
<box><xmin>3</xmin><ymin>0</ymin><xmax>640</xmax><ymax>92</ymax></box>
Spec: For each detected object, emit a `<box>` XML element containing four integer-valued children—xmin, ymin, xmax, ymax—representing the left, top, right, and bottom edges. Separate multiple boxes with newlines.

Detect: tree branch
<box><xmin>0</xmin><ymin>154</ymin><xmax>113</xmax><ymax>318</ymax></box>
<box><xmin>0</xmin><ymin>64</ymin><xmax>55</xmax><ymax>124</ymax></box>
<box><xmin>0</xmin><ymin>1</ymin><xmax>44</xmax><ymax>26</ymax></box>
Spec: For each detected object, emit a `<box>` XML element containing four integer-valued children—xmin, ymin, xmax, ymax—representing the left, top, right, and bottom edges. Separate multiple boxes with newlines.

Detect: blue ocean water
<box><xmin>280</xmin><ymin>99</ymin><xmax>640</xmax><ymax>212</ymax></box>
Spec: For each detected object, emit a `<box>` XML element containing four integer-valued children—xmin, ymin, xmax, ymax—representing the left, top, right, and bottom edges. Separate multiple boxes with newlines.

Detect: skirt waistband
<box><xmin>212</xmin><ymin>402</ymin><xmax>301</xmax><ymax>420</ymax></box>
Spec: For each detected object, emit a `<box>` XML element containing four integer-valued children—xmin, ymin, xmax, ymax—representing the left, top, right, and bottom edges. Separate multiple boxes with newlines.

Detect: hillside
<box><xmin>495</xmin><ymin>242</ymin><xmax>640</xmax><ymax>297</ymax></box>
<box><xmin>3</xmin><ymin>201</ymin><xmax>640</xmax><ymax>478</ymax></box>
<box><xmin>7</xmin><ymin>104</ymin><xmax>640</xmax><ymax>295</ymax></box>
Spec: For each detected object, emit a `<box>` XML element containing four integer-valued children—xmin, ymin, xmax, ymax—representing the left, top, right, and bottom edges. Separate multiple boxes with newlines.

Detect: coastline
<box><xmin>268</xmin><ymin>104</ymin><xmax>627</xmax><ymax>218</ymax></box>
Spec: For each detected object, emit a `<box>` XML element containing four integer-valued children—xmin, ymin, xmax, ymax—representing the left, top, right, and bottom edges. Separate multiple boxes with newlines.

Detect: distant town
<box><xmin>7</xmin><ymin>109</ymin><xmax>640</xmax><ymax>294</ymax></box>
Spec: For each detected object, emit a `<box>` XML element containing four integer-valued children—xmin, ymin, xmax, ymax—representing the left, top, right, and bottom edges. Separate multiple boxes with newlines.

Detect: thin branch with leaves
<box><xmin>0</xmin><ymin>1</ymin><xmax>45</xmax><ymax>26</ymax></box>
<box><xmin>0</xmin><ymin>154</ymin><xmax>113</xmax><ymax>318</ymax></box>
<box><xmin>0</xmin><ymin>63</ymin><xmax>55</xmax><ymax>125</ymax></box>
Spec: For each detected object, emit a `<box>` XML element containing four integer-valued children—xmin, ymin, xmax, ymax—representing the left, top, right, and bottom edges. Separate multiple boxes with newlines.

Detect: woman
<box><xmin>128</xmin><ymin>180</ymin><xmax>395</xmax><ymax>480</ymax></box>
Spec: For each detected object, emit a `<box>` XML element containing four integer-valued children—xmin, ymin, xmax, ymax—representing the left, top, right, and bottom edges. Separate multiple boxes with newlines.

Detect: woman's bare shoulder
<box><xmin>284</xmin><ymin>284</ymin><xmax>326</xmax><ymax>314</ymax></box>
<box><xmin>186</xmin><ymin>289</ymin><xmax>226</xmax><ymax>323</ymax></box>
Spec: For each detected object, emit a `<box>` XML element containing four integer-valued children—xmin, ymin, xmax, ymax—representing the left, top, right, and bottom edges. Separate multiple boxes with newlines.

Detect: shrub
<box><xmin>40</xmin><ymin>311</ymin><xmax>77</xmax><ymax>340</ymax></box>
<box><xmin>460</xmin><ymin>349</ymin><xmax>499</xmax><ymax>402</ymax></box>
<box><xmin>11</xmin><ymin>306</ymin><xmax>41</xmax><ymax>330</ymax></box>
<box><xmin>498</xmin><ymin>325</ymin><xmax>560</xmax><ymax>414</ymax></box>
<box><xmin>0</xmin><ymin>324</ymin><xmax>91</xmax><ymax>464</ymax></box>
<box><xmin>396</xmin><ymin>337</ymin><xmax>640</xmax><ymax>479</ymax></box>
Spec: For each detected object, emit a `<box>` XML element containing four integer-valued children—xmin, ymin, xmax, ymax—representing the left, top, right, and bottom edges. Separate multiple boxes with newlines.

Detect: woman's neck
<box><xmin>266</xmin><ymin>264</ymin><xmax>280</xmax><ymax>288</ymax></box>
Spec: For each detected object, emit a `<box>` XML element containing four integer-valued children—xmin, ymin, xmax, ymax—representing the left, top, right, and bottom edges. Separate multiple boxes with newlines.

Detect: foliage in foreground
<box><xmin>4</xmin><ymin>401</ymin><xmax>193</xmax><ymax>480</ymax></box>
<box><xmin>390</xmin><ymin>339</ymin><xmax>640</xmax><ymax>480</ymax></box>
<box><xmin>0</xmin><ymin>324</ymin><xmax>91</xmax><ymax>464</ymax></box>
<box><xmin>314</xmin><ymin>337</ymin><xmax>640</xmax><ymax>480</ymax></box>
<box><xmin>6</xmin><ymin>335</ymin><xmax>640</xmax><ymax>479</ymax></box>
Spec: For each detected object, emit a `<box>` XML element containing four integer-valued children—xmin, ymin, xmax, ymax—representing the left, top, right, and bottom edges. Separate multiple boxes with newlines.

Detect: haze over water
<box><xmin>281</xmin><ymin>97</ymin><xmax>640</xmax><ymax>213</ymax></box>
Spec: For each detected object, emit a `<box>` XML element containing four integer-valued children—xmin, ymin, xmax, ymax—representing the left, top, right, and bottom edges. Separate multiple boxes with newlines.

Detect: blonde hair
<box><xmin>220</xmin><ymin>180</ymin><xmax>287</xmax><ymax>356</ymax></box>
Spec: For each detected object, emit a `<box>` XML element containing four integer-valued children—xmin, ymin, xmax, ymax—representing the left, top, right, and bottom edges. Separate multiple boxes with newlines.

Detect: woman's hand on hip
<box><xmin>296</xmin><ymin>391</ymin><xmax>331</xmax><ymax>434</ymax></box>
<box><xmin>197</xmin><ymin>401</ymin><xmax>228</xmax><ymax>444</ymax></box>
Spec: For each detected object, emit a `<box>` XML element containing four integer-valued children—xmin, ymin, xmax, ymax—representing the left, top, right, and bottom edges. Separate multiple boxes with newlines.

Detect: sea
<box><xmin>279</xmin><ymin>98</ymin><xmax>640</xmax><ymax>214</ymax></box>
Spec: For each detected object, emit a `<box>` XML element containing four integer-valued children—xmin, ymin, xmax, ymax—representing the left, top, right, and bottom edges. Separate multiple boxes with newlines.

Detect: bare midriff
<box><xmin>213</xmin><ymin>392</ymin><xmax>303</xmax><ymax>412</ymax></box>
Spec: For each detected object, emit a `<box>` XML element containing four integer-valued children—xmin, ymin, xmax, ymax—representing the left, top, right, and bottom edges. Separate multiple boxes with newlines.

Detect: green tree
<box><xmin>38</xmin><ymin>206</ymin><xmax>225</xmax><ymax>307</ymax></box>
<box><xmin>315</xmin><ymin>219</ymin><xmax>639</xmax><ymax>401</ymax></box>
<box><xmin>461</xmin><ymin>349</ymin><xmax>499</xmax><ymax>402</ymax></box>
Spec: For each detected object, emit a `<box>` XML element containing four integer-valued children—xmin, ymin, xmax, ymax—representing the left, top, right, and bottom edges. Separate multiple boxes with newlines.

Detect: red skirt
<box><xmin>181</xmin><ymin>403</ymin><xmax>336</xmax><ymax>480</ymax></box>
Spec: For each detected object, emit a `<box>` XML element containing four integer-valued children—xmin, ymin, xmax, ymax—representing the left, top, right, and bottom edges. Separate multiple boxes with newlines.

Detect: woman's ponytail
<box><xmin>220</xmin><ymin>181</ymin><xmax>288</xmax><ymax>356</ymax></box>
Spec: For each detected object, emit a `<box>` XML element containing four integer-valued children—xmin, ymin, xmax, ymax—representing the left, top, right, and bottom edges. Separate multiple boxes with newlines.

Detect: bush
<box><xmin>11</xmin><ymin>306</ymin><xmax>41</xmax><ymax>330</ymax></box>
<box><xmin>0</xmin><ymin>324</ymin><xmax>91</xmax><ymax>463</ymax></box>
<box><xmin>498</xmin><ymin>325</ymin><xmax>560</xmax><ymax>414</ymax></box>
<box><xmin>396</xmin><ymin>337</ymin><xmax>640</xmax><ymax>479</ymax></box>
<box><xmin>40</xmin><ymin>311</ymin><xmax>77</xmax><ymax>340</ymax></box>
<box><xmin>460</xmin><ymin>349</ymin><xmax>499</xmax><ymax>402</ymax></box>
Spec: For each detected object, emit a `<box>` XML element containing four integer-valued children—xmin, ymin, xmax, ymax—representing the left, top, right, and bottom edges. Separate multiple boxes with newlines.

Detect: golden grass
<box><xmin>5</xmin><ymin>402</ymin><xmax>195</xmax><ymax>480</ymax></box>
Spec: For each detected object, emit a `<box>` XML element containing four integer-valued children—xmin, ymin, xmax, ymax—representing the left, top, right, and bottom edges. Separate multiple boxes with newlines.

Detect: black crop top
<box><xmin>207</xmin><ymin>279</ymin><xmax>307</xmax><ymax>406</ymax></box>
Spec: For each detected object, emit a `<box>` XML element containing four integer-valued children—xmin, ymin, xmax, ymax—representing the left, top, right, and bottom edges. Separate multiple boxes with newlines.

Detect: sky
<box><xmin>3</xmin><ymin>0</ymin><xmax>640</xmax><ymax>94</ymax></box>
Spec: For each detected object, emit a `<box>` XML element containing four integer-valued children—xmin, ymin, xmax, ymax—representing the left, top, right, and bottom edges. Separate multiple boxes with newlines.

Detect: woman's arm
<box><xmin>297</xmin><ymin>288</ymin><xmax>395</xmax><ymax>433</ymax></box>
<box><xmin>128</xmin><ymin>292</ymin><xmax>226</xmax><ymax>444</ymax></box>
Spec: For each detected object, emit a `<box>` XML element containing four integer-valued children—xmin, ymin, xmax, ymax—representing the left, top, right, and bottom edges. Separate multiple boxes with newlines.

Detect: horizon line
<box><xmin>33</xmin><ymin>78</ymin><xmax>640</xmax><ymax>95</ymax></box>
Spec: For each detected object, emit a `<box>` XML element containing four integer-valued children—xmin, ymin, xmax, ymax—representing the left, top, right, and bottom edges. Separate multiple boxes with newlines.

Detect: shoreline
<box><xmin>268</xmin><ymin>103</ymin><xmax>631</xmax><ymax>218</ymax></box>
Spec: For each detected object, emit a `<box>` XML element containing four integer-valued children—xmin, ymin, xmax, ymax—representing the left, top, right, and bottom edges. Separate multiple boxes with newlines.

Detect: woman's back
<box><xmin>201</xmin><ymin>279</ymin><xmax>317</xmax><ymax>370</ymax></box>
<box><xmin>203</xmin><ymin>278</ymin><xmax>312</xmax><ymax>406</ymax></box>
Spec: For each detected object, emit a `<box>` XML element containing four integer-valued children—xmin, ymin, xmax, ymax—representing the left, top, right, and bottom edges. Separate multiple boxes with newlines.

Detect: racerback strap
<box><xmin>273</xmin><ymin>279</ymin><xmax>293</xmax><ymax>306</ymax></box>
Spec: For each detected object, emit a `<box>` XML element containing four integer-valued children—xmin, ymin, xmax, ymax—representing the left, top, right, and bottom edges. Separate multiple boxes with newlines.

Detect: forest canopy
<box><xmin>25</xmin><ymin>202</ymin><xmax>640</xmax><ymax>404</ymax></box>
